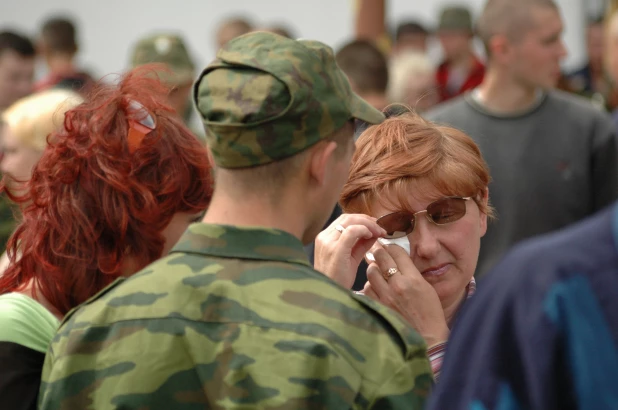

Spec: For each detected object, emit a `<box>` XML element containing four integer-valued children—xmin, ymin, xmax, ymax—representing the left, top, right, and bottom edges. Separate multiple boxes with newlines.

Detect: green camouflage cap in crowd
<box><xmin>131</xmin><ymin>33</ymin><xmax>195</xmax><ymax>86</ymax></box>
<box><xmin>438</xmin><ymin>6</ymin><xmax>474</xmax><ymax>32</ymax></box>
<box><xmin>193</xmin><ymin>31</ymin><xmax>385</xmax><ymax>169</ymax></box>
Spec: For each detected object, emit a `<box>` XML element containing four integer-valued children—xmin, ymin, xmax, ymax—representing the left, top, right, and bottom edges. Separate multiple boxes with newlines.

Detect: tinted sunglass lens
<box><xmin>428</xmin><ymin>198</ymin><xmax>467</xmax><ymax>225</ymax></box>
<box><xmin>377</xmin><ymin>212</ymin><xmax>414</xmax><ymax>239</ymax></box>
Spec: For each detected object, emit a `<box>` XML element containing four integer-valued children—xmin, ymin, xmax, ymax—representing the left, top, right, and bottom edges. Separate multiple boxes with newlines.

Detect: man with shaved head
<box><xmin>424</xmin><ymin>1</ymin><xmax>618</xmax><ymax>408</ymax></box>
<box><xmin>426</xmin><ymin>0</ymin><xmax>618</xmax><ymax>278</ymax></box>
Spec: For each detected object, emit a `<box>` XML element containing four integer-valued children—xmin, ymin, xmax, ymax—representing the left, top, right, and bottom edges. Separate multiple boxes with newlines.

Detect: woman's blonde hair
<box><xmin>2</xmin><ymin>88</ymin><xmax>83</xmax><ymax>151</ymax></box>
<box><xmin>388</xmin><ymin>51</ymin><xmax>435</xmax><ymax>104</ymax></box>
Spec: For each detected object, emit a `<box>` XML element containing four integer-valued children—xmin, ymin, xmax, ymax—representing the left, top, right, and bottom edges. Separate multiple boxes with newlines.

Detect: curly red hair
<box><xmin>0</xmin><ymin>65</ymin><xmax>213</xmax><ymax>315</ymax></box>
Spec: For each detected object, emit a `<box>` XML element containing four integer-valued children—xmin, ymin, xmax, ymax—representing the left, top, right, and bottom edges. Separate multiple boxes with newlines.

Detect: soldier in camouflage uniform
<box><xmin>39</xmin><ymin>32</ymin><xmax>433</xmax><ymax>409</ymax></box>
<box><xmin>130</xmin><ymin>33</ymin><xmax>203</xmax><ymax>139</ymax></box>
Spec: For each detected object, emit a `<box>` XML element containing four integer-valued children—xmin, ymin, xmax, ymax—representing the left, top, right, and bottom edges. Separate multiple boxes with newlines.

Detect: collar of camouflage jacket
<box><xmin>171</xmin><ymin>223</ymin><xmax>313</xmax><ymax>267</ymax></box>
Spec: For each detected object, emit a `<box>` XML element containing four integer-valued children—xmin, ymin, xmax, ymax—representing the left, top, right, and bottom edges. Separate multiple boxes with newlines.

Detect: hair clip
<box><xmin>354</xmin><ymin>104</ymin><xmax>413</xmax><ymax>139</ymax></box>
<box><xmin>354</xmin><ymin>118</ymin><xmax>370</xmax><ymax>139</ymax></box>
<box><xmin>383</xmin><ymin>103</ymin><xmax>412</xmax><ymax>118</ymax></box>
<box><xmin>126</xmin><ymin>100</ymin><xmax>156</xmax><ymax>153</ymax></box>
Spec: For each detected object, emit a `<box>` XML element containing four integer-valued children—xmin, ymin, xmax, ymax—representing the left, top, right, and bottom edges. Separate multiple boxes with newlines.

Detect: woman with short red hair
<box><xmin>0</xmin><ymin>66</ymin><xmax>213</xmax><ymax>410</ymax></box>
<box><xmin>316</xmin><ymin>105</ymin><xmax>493</xmax><ymax>381</ymax></box>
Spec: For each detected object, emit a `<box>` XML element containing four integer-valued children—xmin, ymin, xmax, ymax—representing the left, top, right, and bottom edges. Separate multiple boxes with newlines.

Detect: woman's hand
<box><xmin>363</xmin><ymin>243</ymin><xmax>449</xmax><ymax>347</ymax></box>
<box><xmin>314</xmin><ymin>214</ymin><xmax>386</xmax><ymax>289</ymax></box>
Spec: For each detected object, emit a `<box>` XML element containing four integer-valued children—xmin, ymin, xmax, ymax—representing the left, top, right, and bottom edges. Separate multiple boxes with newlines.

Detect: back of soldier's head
<box><xmin>335</xmin><ymin>40</ymin><xmax>389</xmax><ymax>96</ymax></box>
<box><xmin>193</xmin><ymin>32</ymin><xmax>384</xmax><ymax>196</ymax></box>
<box><xmin>41</xmin><ymin>17</ymin><xmax>78</xmax><ymax>55</ymax></box>
<box><xmin>477</xmin><ymin>0</ymin><xmax>559</xmax><ymax>57</ymax></box>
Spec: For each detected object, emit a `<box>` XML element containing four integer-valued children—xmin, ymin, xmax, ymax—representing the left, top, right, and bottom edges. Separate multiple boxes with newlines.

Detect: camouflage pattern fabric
<box><xmin>193</xmin><ymin>31</ymin><xmax>385</xmax><ymax>169</ymax></box>
<box><xmin>130</xmin><ymin>33</ymin><xmax>195</xmax><ymax>87</ymax></box>
<box><xmin>39</xmin><ymin>224</ymin><xmax>432</xmax><ymax>409</ymax></box>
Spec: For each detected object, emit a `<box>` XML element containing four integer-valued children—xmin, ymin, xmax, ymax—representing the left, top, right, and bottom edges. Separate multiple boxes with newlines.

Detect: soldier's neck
<box><xmin>202</xmin><ymin>191</ymin><xmax>306</xmax><ymax>243</ymax></box>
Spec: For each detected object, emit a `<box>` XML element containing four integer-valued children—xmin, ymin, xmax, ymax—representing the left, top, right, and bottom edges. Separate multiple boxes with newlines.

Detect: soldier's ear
<box><xmin>307</xmin><ymin>140</ymin><xmax>337</xmax><ymax>187</ymax></box>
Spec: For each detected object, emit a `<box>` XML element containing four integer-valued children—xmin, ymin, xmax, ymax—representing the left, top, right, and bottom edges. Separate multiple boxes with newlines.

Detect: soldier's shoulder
<box><xmin>276</xmin><ymin>268</ymin><xmax>428</xmax><ymax>361</ymax></box>
<box><xmin>57</xmin><ymin>252</ymin><xmax>206</xmax><ymax>327</ymax></box>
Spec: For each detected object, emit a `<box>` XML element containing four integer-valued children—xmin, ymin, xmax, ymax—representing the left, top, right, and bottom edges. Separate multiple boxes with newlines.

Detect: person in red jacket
<box><xmin>435</xmin><ymin>6</ymin><xmax>485</xmax><ymax>102</ymax></box>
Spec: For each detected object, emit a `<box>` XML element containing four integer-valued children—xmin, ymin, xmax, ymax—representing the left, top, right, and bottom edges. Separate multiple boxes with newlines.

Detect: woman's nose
<box><xmin>410</xmin><ymin>215</ymin><xmax>441</xmax><ymax>259</ymax></box>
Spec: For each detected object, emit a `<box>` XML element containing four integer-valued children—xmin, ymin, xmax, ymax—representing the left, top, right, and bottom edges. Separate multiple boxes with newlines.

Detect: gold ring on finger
<box><xmin>384</xmin><ymin>267</ymin><xmax>399</xmax><ymax>281</ymax></box>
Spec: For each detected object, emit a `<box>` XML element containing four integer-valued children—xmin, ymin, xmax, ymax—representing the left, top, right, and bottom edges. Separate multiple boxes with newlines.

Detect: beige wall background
<box><xmin>0</xmin><ymin>0</ymin><xmax>606</xmax><ymax>82</ymax></box>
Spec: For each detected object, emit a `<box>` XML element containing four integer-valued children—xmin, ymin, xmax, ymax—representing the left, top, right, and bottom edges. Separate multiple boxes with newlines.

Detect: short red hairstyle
<box><xmin>0</xmin><ymin>65</ymin><xmax>213</xmax><ymax>315</ymax></box>
<box><xmin>341</xmin><ymin>109</ymin><xmax>494</xmax><ymax>217</ymax></box>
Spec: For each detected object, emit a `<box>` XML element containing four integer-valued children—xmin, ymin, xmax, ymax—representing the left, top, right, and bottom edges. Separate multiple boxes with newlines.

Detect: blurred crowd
<box><xmin>1</xmin><ymin>0</ymin><xmax>618</xmax><ymax>409</ymax></box>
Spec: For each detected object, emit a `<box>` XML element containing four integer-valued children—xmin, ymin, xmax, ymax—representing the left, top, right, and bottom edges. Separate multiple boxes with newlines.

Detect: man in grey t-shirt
<box><xmin>426</xmin><ymin>0</ymin><xmax>618</xmax><ymax>277</ymax></box>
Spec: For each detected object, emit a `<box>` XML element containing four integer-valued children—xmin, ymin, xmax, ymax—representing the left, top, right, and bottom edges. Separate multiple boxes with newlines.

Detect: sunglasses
<box><xmin>377</xmin><ymin>197</ymin><xmax>472</xmax><ymax>239</ymax></box>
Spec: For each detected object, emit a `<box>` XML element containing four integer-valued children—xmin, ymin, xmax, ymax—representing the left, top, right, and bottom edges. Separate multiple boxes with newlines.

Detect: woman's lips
<box><xmin>421</xmin><ymin>263</ymin><xmax>450</xmax><ymax>277</ymax></box>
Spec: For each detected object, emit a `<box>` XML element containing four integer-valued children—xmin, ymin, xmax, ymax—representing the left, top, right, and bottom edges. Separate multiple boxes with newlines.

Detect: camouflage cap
<box><xmin>130</xmin><ymin>33</ymin><xmax>195</xmax><ymax>86</ymax></box>
<box><xmin>438</xmin><ymin>6</ymin><xmax>473</xmax><ymax>32</ymax></box>
<box><xmin>193</xmin><ymin>31</ymin><xmax>385</xmax><ymax>169</ymax></box>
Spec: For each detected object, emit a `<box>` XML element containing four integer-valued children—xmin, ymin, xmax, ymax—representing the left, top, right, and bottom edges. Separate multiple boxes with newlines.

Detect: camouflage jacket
<box><xmin>39</xmin><ymin>224</ymin><xmax>432</xmax><ymax>409</ymax></box>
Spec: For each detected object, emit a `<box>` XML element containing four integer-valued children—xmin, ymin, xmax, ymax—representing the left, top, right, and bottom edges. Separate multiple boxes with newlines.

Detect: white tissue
<box><xmin>365</xmin><ymin>236</ymin><xmax>411</xmax><ymax>263</ymax></box>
